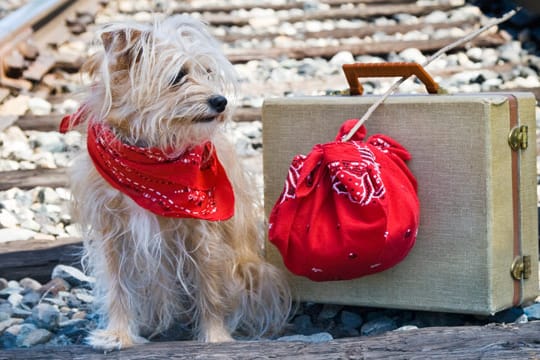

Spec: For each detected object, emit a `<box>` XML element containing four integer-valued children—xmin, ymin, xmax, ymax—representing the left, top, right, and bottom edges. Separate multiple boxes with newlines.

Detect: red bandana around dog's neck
<box><xmin>60</xmin><ymin>110</ymin><xmax>235</xmax><ymax>220</ymax></box>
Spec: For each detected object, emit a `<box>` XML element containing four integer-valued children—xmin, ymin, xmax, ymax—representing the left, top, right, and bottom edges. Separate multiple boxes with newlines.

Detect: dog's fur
<box><xmin>69</xmin><ymin>16</ymin><xmax>291</xmax><ymax>350</ymax></box>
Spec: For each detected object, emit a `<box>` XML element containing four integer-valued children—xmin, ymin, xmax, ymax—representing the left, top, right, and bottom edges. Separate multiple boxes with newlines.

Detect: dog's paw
<box><xmin>87</xmin><ymin>329</ymin><xmax>148</xmax><ymax>351</ymax></box>
<box><xmin>200</xmin><ymin>326</ymin><xmax>234</xmax><ymax>343</ymax></box>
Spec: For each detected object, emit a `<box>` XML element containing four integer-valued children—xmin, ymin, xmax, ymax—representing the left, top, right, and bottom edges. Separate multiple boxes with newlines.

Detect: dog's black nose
<box><xmin>208</xmin><ymin>95</ymin><xmax>227</xmax><ymax>113</ymax></box>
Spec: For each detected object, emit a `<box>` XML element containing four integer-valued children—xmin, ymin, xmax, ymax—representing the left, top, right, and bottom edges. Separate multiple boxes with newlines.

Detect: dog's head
<box><xmin>83</xmin><ymin>15</ymin><xmax>236</xmax><ymax>151</ymax></box>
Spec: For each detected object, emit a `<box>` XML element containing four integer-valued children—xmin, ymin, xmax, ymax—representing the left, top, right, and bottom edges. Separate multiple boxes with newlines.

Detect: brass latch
<box><xmin>510</xmin><ymin>255</ymin><xmax>532</xmax><ymax>280</ymax></box>
<box><xmin>508</xmin><ymin>125</ymin><xmax>528</xmax><ymax>151</ymax></box>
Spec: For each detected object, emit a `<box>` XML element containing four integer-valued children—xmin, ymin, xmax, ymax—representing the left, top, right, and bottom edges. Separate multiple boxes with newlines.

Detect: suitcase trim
<box><xmin>508</xmin><ymin>94</ymin><xmax>528</xmax><ymax>306</ymax></box>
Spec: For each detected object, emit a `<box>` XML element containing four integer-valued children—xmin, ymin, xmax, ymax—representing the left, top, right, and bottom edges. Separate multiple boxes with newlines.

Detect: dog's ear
<box><xmin>101</xmin><ymin>29</ymin><xmax>142</xmax><ymax>52</ymax></box>
<box><xmin>101</xmin><ymin>29</ymin><xmax>143</xmax><ymax>70</ymax></box>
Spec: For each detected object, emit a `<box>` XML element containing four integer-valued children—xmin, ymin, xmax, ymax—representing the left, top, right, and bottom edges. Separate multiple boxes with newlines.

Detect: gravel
<box><xmin>0</xmin><ymin>266</ymin><xmax>536</xmax><ymax>348</ymax></box>
<box><xmin>1</xmin><ymin>0</ymin><xmax>540</xmax><ymax>350</ymax></box>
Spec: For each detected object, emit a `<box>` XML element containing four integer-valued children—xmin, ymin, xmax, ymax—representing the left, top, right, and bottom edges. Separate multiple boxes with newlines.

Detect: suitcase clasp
<box><xmin>508</xmin><ymin>125</ymin><xmax>528</xmax><ymax>151</ymax></box>
<box><xmin>510</xmin><ymin>255</ymin><xmax>532</xmax><ymax>280</ymax></box>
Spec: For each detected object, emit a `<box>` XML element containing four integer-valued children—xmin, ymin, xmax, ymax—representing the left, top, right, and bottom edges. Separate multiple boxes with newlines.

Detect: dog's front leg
<box><xmin>198</xmin><ymin>315</ymin><xmax>234</xmax><ymax>343</ymax></box>
<box><xmin>87</xmin><ymin>239</ymin><xmax>148</xmax><ymax>351</ymax></box>
<box><xmin>191</xmin><ymin>241</ymin><xmax>235</xmax><ymax>342</ymax></box>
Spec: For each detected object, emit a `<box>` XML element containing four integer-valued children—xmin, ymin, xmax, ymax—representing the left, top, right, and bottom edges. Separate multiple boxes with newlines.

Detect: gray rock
<box><xmin>7</xmin><ymin>281</ymin><xmax>20</xmax><ymax>289</ymax></box>
<box><xmin>498</xmin><ymin>41</ymin><xmax>523</xmax><ymax>63</ymax></box>
<box><xmin>58</xmin><ymin>318</ymin><xmax>89</xmax><ymax>341</ymax></box>
<box><xmin>1</xmin><ymin>323</ymin><xmax>23</xmax><ymax>348</ymax></box>
<box><xmin>72</xmin><ymin>288</ymin><xmax>94</xmax><ymax>304</ymax></box>
<box><xmin>297</xmin><ymin>62</ymin><xmax>318</xmax><ymax>77</ymax></box>
<box><xmin>28</xmin><ymin>97</ymin><xmax>52</xmax><ymax>116</ymax></box>
<box><xmin>21</xmin><ymin>290</ymin><xmax>41</xmax><ymax>308</ymax></box>
<box><xmin>18</xmin><ymin>328</ymin><xmax>52</xmax><ymax>347</ymax></box>
<box><xmin>0</xmin><ymin>312</ymin><xmax>9</xmax><ymax>322</ymax></box>
<box><xmin>0</xmin><ymin>278</ymin><xmax>8</xmax><ymax>291</ymax></box>
<box><xmin>36</xmin><ymin>187</ymin><xmax>62</xmax><ymax>205</ymax></box>
<box><xmin>13</xmin><ymin>323</ymin><xmax>38</xmax><ymax>347</ymax></box>
<box><xmin>394</xmin><ymin>13</ymin><xmax>418</xmax><ymax>24</ymax></box>
<box><xmin>19</xmin><ymin>277</ymin><xmax>42</xmax><ymax>292</ymax></box>
<box><xmin>0</xmin><ymin>227</ymin><xmax>37</xmax><ymax>243</ymax></box>
<box><xmin>317</xmin><ymin>303</ymin><xmax>343</xmax><ymax>321</ymax></box>
<box><xmin>7</xmin><ymin>293</ymin><xmax>23</xmax><ymax>307</ymax></box>
<box><xmin>398</xmin><ymin>48</ymin><xmax>426</xmax><ymax>64</ymax></box>
<box><xmin>524</xmin><ymin>303</ymin><xmax>540</xmax><ymax>320</ymax></box>
<box><xmin>278</xmin><ymin>332</ymin><xmax>333</xmax><ymax>343</ymax></box>
<box><xmin>51</xmin><ymin>265</ymin><xmax>95</xmax><ymax>289</ymax></box>
<box><xmin>293</xmin><ymin>314</ymin><xmax>320</xmax><ymax>335</ymax></box>
<box><xmin>489</xmin><ymin>307</ymin><xmax>525</xmax><ymax>323</ymax></box>
<box><xmin>0</xmin><ymin>208</ymin><xmax>18</xmax><ymax>228</ymax></box>
<box><xmin>55</xmin><ymin>98</ymin><xmax>80</xmax><ymax>115</ymax></box>
<box><xmin>71</xmin><ymin>310</ymin><xmax>87</xmax><ymax>320</ymax></box>
<box><xmin>466</xmin><ymin>47</ymin><xmax>484</xmax><ymax>62</ymax></box>
<box><xmin>31</xmin><ymin>131</ymin><xmax>65</xmax><ymax>153</ymax></box>
<box><xmin>41</xmin><ymin>295</ymin><xmax>67</xmax><ymax>308</ymax></box>
<box><xmin>329</xmin><ymin>323</ymin><xmax>360</xmax><ymax>338</ymax></box>
<box><xmin>11</xmin><ymin>307</ymin><xmax>32</xmax><ymax>318</ymax></box>
<box><xmin>63</xmin><ymin>292</ymin><xmax>82</xmax><ymax>308</ymax></box>
<box><xmin>360</xmin><ymin>316</ymin><xmax>397</xmax><ymax>336</ymax></box>
<box><xmin>424</xmin><ymin>10</ymin><xmax>447</xmax><ymax>23</ymax></box>
<box><xmin>340</xmin><ymin>310</ymin><xmax>363</xmax><ymax>329</ymax></box>
<box><xmin>329</xmin><ymin>51</ymin><xmax>354</xmax><ymax>67</ymax></box>
<box><xmin>0</xmin><ymin>301</ymin><xmax>13</xmax><ymax>316</ymax></box>
<box><xmin>394</xmin><ymin>325</ymin><xmax>419</xmax><ymax>331</ymax></box>
<box><xmin>46</xmin><ymin>334</ymin><xmax>73</xmax><ymax>346</ymax></box>
<box><xmin>0</xmin><ymin>284</ymin><xmax>23</xmax><ymax>299</ymax></box>
<box><xmin>31</xmin><ymin>303</ymin><xmax>61</xmax><ymax>330</ymax></box>
<box><xmin>0</xmin><ymin>317</ymin><xmax>23</xmax><ymax>334</ymax></box>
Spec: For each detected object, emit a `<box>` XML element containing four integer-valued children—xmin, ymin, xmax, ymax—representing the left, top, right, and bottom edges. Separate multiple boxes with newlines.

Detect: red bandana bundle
<box><xmin>60</xmin><ymin>110</ymin><xmax>234</xmax><ymax>220</ymax></box>
<box><xmin>268</xmin><ymin>119</ymin><xmax>419</xmax><ymax>281</ymax></box>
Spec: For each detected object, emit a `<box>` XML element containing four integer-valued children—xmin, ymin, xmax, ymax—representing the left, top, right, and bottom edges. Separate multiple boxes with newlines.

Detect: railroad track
<box><xmin>0</xmin><ymin>0</ymin><xmax>539</xmax><ymax>278</ymax></box>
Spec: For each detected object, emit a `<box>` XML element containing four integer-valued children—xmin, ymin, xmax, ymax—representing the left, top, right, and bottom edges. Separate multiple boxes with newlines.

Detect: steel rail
<box><xmin>0</xmin><ymin>0</ymin><xmax>75</xmax><ymax>53</ymax></box>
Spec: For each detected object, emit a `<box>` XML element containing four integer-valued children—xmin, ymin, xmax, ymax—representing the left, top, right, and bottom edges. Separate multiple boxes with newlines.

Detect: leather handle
<box><xmin>342</xmin><ymin>62</ymin><xmax>440</xmax><ymax>95</ymax></box>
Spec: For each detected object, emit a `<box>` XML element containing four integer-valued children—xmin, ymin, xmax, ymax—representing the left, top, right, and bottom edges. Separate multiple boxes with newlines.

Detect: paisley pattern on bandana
<box><xmin>61</xmin><ymin>110</ymin><xmax>235</xmax><ymax>220</ymax></box>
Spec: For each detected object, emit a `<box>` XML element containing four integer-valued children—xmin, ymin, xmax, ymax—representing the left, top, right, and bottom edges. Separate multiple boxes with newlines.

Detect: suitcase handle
<box><xmin>342</xmin><ymin>62</ymin><xmax>440</xmax><ymax>95</ymax></box>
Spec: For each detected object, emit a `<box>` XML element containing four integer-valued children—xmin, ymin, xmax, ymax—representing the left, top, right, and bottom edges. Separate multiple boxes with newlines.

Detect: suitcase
<box><xmin>262</xmin><ymin>63</ymin><xmax>538</xmax><ymax>315</ymax></box>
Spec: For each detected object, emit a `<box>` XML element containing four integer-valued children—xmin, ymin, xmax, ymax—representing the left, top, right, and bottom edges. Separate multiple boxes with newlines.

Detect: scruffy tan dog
<box><xmin>62</xmin><ymin>15</ymin><xmax>290</xmax><ymax>351</ymax></box>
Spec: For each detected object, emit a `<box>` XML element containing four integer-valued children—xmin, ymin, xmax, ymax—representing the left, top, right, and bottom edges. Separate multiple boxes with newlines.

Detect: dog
<box><xmin>62</xmin><ymin>15</ymin><xmax>291</xmax><ymax>350</ymax></box>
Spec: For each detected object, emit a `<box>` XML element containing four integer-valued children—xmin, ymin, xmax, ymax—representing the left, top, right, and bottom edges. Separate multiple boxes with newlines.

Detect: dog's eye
<box><xmin>171</xmin><ymin>69</ymin><xmax>187</xmax><ymax>86</ymax></box>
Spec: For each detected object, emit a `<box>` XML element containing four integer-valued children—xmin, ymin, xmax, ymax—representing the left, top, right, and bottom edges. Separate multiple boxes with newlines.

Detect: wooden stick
<box><xmin>341</xmin><ymin>8</ymin><xmax>519</xmax><ymax>142</ymax></box>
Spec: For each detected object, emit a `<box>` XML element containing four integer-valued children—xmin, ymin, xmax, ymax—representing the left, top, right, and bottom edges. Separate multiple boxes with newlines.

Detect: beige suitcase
<box><xmin>262</xmin><ymin>63</ymin><xmax>538</xmax><ymax>315</ymax></box>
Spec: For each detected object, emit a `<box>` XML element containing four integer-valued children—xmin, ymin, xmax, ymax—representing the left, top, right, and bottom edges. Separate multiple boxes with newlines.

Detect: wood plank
<box><xmin>322</xmin><ymin>0</ymin><xmax>418</xmax><ymax>5</ymax></box>
<box><xmin>0</xmin><ymin>237</ymin><xmax>82</xmax><ymax>283</ymax></box>
<box><xmin>2</xmin><ymin>50</ymin><xmax>26</xmax><ymax>78</ymax></box>
<box><xmin>0</xmin><ymin>87</ymin><xmax>9</xmax><ymax>103</ymax></box>
<box><xmin>13</xmin><ymin>114</ymin><xmax>63</xmax><ymax>131</ymax></box>
<box><xmin>0</xmin><ymin>321</ymin><xmax>539</xmax><ymax>359</ymax></box>
<box><xmin>172</xmin><ymin>1</ymin><xmax>302</xmax><ymax>14</ymax></box>
<box><xmin>0</xmin><ymin>76</ymin><xmax>33</xmax><ymax>91</ymax></box>
<box><xmin>0</xmin><ymin>167</ymin><xmax>68</xmax><ymax>191</ymax></box>
<box><xmin>226</xmin><ymin>33</ymin><xmax>508</xmax><ymax>63</ymax></box>
<box><xmin>22</xmin><ymin>53</ymin><xmax>56</xmax><ymax>82</ymax></box>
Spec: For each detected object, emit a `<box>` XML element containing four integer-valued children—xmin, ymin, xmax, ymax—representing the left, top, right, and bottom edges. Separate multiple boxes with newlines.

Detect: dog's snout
<box><xmin>208</xmin><ymin>95</ymin><xmax>227</xmax><ymax>113</ymax></box>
